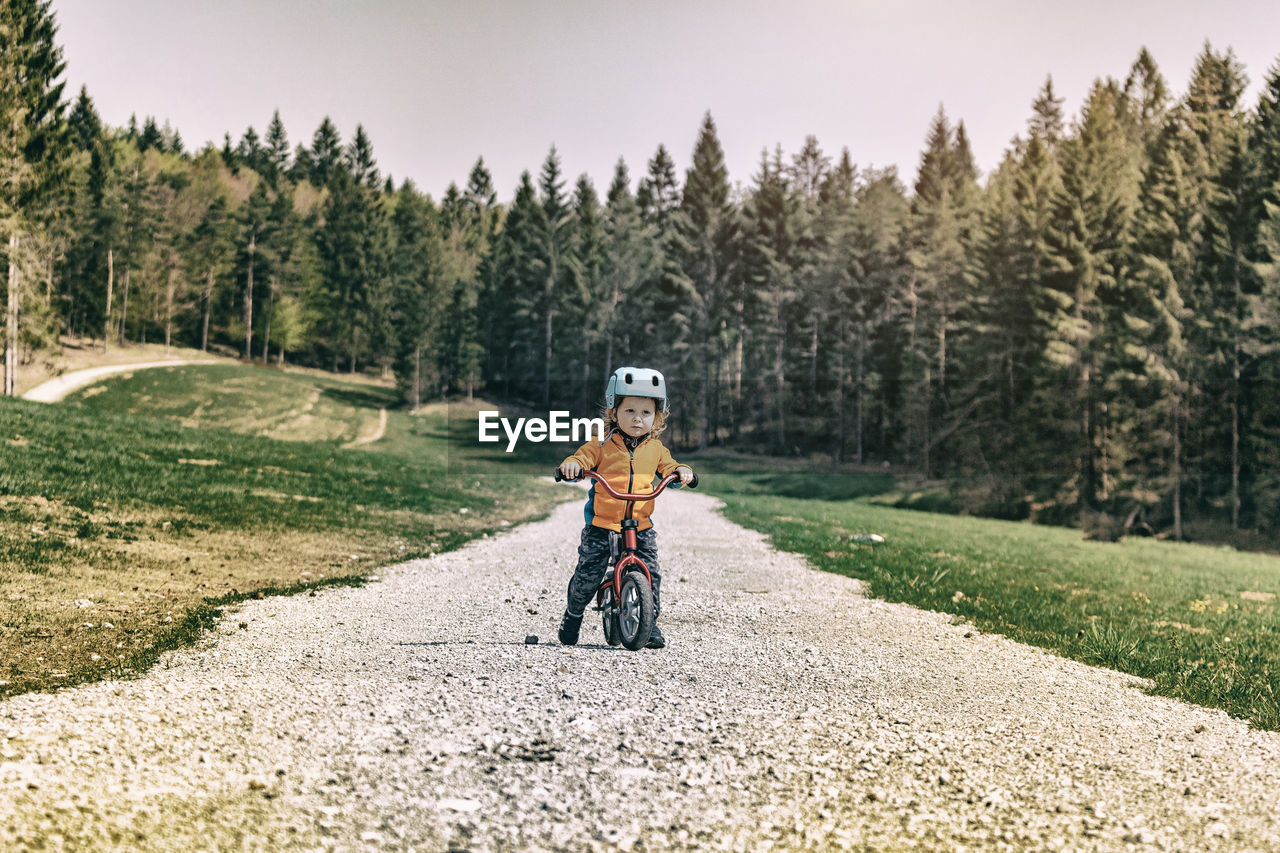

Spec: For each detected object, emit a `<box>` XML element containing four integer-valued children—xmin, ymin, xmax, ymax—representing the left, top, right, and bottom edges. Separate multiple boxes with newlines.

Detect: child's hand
<box><xmin>675</xmin><ymin>466</ymin><xmax>693</xmax><ymax>485</ymax></box>
<box><xmin>560</xmin><ymin>461</ymin><xmax>582</xmax><ymax>480</ymax></box>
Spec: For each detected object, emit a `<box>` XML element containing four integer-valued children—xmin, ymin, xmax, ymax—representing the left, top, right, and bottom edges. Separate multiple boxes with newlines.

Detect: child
<box><xmin>557</xmin><ymin>367</ymin><xmax>694</xmax><ymax>649</ymax></box>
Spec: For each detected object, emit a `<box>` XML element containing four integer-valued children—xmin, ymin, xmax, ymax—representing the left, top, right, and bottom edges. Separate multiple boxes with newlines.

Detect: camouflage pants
<box><xmin>565</xmin><ymin>525</ymin><xmax>661</xmax><ymax>619</ymax></box>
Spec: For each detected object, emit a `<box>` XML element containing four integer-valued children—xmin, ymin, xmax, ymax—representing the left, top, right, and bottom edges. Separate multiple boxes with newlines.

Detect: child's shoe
<box><xmin>646</xmin><ymin>624</ymin><xmax>666</xmax><ymax>649</ymax></box>
<box><xmin>558</xmin><ymin>611</ymin><xmax>582</xmax><ymax>646</ymax></box>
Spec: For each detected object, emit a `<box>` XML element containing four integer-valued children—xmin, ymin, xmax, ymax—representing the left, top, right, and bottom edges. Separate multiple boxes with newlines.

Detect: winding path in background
<box><xmin>20</xmin><ymin>359</ymin><xmax>207</xmax><ymax>403</ymax></box>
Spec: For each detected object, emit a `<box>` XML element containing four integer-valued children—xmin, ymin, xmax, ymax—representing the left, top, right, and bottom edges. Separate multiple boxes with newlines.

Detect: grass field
<box><xmin>694</xmin><ymin>452</ymin><xmax>1280</xmax><ymax>731</ymax></box>
<box><xmin>12</xmin><ymin>367</ymin><xmax>1279</xmax><ymax>732</ymax></box>
<box><xmin>0</xmin><ymin>364</ymin><xmax>562</xmax><ymax>698</ymax></box>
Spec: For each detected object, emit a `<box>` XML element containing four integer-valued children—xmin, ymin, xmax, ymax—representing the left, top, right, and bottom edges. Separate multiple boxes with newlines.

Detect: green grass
<box><xmin>0</xmin><ymin>364</ymin><xmax>563</xmax><ymax>697</ymax></box>
<box><xmin>693</xmin><ymin>454</ymin><xmax>1280</xmax><ymax>731</ymax></box>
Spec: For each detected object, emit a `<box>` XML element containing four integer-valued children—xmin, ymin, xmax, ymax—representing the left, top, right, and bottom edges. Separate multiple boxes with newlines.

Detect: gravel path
<box><xmin>2</xmin><ymin>489</ymin><xmax>1278</xmax><ymax>851</ymax></box>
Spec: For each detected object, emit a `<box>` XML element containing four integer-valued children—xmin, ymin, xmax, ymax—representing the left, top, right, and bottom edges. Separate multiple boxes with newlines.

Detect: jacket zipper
<box><xmin>618</xmin><ymin>433</ymin><xmax>648</xmax><ymax>522</ymax></box>
<box><xmin>626</xmin><ymin>436</ymin><xmax>635</xmax><ymax>520</ymax></box>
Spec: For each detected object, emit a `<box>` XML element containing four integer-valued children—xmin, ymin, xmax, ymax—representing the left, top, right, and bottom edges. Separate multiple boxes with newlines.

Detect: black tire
<box><xmin>601</xmin><ymin>588</ymin><xmax>621</xmax><ymax>646</ymax></box>
<box><xmin>618</xmin><ymin>571</ymin><xmax>655</xmax><ymax>651</ymax></box>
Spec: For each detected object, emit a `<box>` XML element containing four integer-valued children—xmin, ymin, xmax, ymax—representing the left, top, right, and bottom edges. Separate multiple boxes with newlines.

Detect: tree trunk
<box><xmin>243</xmin><ymin>231</ymin><xmax>255</xmax><ymax>360</ymax></box>
<box><xmin>413</xmin><ymin>345</ymin><xmax>421</xmax><ymax>412</ymax></box>
<box><xmin>543</xmin><ymin>289</ymin><xmax>554</xmax><ymax>410</ymax></box>
<box><xmin>103</xmin><ymin>247</ymin><xmax>114</xmax><ymax>355</ymax></box>
<box><xmin>699</xmin><ymin>348</ymin><xmax>709</xmax><ymax>451</ymax></box>
<box><xmin>201</xmin><ymin>265</ymin><xmax>214</xmax><ymax>352</ymax></box>
<box><xmin>543</xmin><ymin>239</ymin><xmax>558</xmax><ymax>410</ymax></box>
<box><xmin>809</xmin><ymin>317</ymin><xmax>818</xmax><ymax>406</ymax></box>
<box><xmin>774</xmin><ymin>317</ymin><xmax>786</xmax><ymax>453</ymax></box>
<box><xmin>164</xmin><ymin>265</ymin><xmax>175</xmax><ymax>351</ymax></box>
<box><xmin>855</xmin><ymin>316</ymin><xmax>867</xmax><ymax>466</ymax></box>
<box><xmin>1231</xmin><ymin>352</ymin><xmax>1241</xmax><ymax>531</ymax></box>
<box><xmin>581</xmin><ymin>340</ymin><xmax>591</xmax><ymax>417</ymax></box>
<box><xmin>1172</xmin><ymin>393</ymin><xmax>1183</xmax><ymax>541</ymax></box>
<box><xmin>835</xmin><ymin>317</ymin><xmax>847</xmax><ymax>463</ymax></box>
<box><xmin>119</xmin><ymin>265</ymin><xmax>131</xmax><ymax>346</ymax></box>
<box><xmin>732</xmin><ymin>304</ymin><xmax>744</xmax><ymax>441</ymax></box>
<box><xmin>5</xmin><ymin>234</ymin><xmax>18</xmax><ymax>397</ymax></box>
<box><xmin>261</xmin><ymin>276</ymin><xmax>275</xmax><ymax>363</ymax></box>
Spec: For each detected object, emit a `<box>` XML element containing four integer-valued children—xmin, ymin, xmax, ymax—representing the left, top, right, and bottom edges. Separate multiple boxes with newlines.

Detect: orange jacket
<box><xmin>562</xmin><ymin>431</ymin><xmax>686</xmax><ymax>532</ymax></box>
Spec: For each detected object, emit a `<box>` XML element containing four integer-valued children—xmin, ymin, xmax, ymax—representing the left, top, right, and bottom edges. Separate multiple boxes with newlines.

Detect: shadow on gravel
<box><xmin>398</xmin><ymin>641</ymin><xmax>627</xmax><ymax>651</ymax></box>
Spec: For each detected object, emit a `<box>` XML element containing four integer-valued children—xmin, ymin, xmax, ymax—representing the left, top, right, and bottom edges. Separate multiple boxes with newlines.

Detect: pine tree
<box><xmin>739</xmin><ymin>146</ymin><xmax>796</xmax><ymax>450</ymax></box>
<box><xmin>1131</xmin><ymin>117</ymin><xmax>1198</xmax><ymax>537</ymax></box>
<box><xmin>637</xmin><ymin>145</ymin><xmax>681</xmax><ymax>227</ymax></box>
<box><xmin>437</xmin><ymin>160</ymin><xmax>497</xmax><ymax>399</ymax></box>
<box><xmin>220</xmin><ymin>132</ymin><xmax>236</xmax><ymax>169</ymax></box>
<box><xmin>1028</xmin><ymin>76</ymin><xmax>1065</xmax><ymax>148</ymax></box>
<box><xmin>237</xmin><ymin>182</ymin><xmax>273</xmax><ymax>358</ymax></box>
<box><xmin>347</xmin><ymin>124</ymin><xmax>379</xmax><ymax>188</ymax></box>
<box><xmin>389</xmin><ymin>181</ymin><xmax>444</xmax><ymax>407</ymax></box>
<box><xmin>289</xmin><ymin>144</ymin><xmax>313</xmax><ymax>183</ymax></box>
<box><xmin>67</xmin><ymin>85</ymin><xmax>100</xmax><ymax>152</ymax></box>
<box><xmin>1251</xmin><ymin>59</ymin><xmax>1280</xmax><ymax>218</ymax></box>
<box><xmin>788</xmin><ymin>134</ymin><xmax>832</xmax><ymax>428</ymax></box>
<box><xmin>599</xmin><ymin>159</ymin><xmax>657</xmax><ymax>384</ymax></box>
<box><xmin>139</xmin><ymin>117</ymin><xmax>164</xmax><ymax>153</ymax></box>
<box><xmin>59</xmin><ymin>87</ymin><xmax>108</xmax><ymax>341</ymax></box>
<box><xmin>635</xmin><ymin>143</ymin><xmax>691</xmax><ymax>381</ymax></box>
<box><xmin>486</xmin><ymin>171</ymin><xmax>544</xmax><ymax>400</ymax></box>
<box><xmin>1182</xmin><ymin>42</ymin><xmax>1251</xmax><ymax>529</ymax></box>
<box><xmin>536</xmin><ymin>146</ymin><xmax>574</xmax><ymax>408</ymax></box>
<box><xmin>1122</xmin><ymin>47</ymin><xmax>1171</xmax><ymax>154</ymax></box>
<box><xmin>264</xmin><ymin>110</ymin><xmax>290</xmax><ymax>186</ymax></box>
<box><xmin>309</xmin><ymin>116</ymin><xmax>342</xmax><ymax>186</ymax></box>
<box><xmin>847</xmin><ymin>166</ymin><xmax>910</xmax><ymax>464</ymax></box>
<box><xmin>188</xmin><ymin>190</ymin><xmax>234</xmax><ymax>352</ymax></box>
<box><xmin>1</xmin><ymin>0</ymin><xmax>69</xmax><ymax>393</ymax></box>
<box><xmin>994</xmin><ymin>129</ymin><xmax>1062</xmax><ymax>508</ymax></box>
<box><xmin>904</xmin><ymin>106</ymin><xmax>980</xmax><ymax>474</ymax></box>
<box><xmin>1040</xmin><ymin>79</ymin><xmax>1143</xmax><ymax>519</ymax></box>
<box><xmin>568</xmin><ymin>174</ymin><xmax>606</xmax><ymax>412</ymax></box>
<box><xmin>1244</xmin><ymin>60</ymin><xmax>1280</xmax><ymax>526</ymax></box>
<box><xmin>679</xmin><ymin>112</ymin><xmax>737</xmax><ymax>447</ymax></box>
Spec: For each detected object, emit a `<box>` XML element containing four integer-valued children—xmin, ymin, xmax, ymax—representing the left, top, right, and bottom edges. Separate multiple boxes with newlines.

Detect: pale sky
<box><xmin>51</xmin><ymin>0</ymin><xmax>1280</xmax><ymax>201</ymax></box>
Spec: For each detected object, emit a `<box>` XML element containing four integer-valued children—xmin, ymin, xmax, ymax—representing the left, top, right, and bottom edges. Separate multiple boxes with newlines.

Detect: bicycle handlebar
<box><xmin>554</xmin><ymin>467</ymin><xmax>698</xmax><ymax>500</ymax></box>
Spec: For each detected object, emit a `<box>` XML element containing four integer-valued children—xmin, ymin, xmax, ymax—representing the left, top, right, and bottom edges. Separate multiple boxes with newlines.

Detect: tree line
<box><xmin>4</xmin><ymin>3</ymin><xmax>1280</xmax><ymax>538</ymax></box>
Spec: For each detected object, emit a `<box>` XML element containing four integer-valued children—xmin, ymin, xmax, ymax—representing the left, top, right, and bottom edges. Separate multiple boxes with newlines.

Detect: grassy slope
<box><xmin>0</xmin><ymin>364</ymin><xmax>562</xmax><ymax>697</ymax></box>
<box><xmin>693</xmin><ymin>453</ymin><xmax>1280</xmax><ymax>731</ymax></box>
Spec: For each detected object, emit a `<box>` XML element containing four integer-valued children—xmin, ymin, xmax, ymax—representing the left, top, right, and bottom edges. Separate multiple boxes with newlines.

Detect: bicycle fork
<box><xmin>594</xmin><ymin>520</ymin><xmax>652</xmax><ymax>612</ymax></box>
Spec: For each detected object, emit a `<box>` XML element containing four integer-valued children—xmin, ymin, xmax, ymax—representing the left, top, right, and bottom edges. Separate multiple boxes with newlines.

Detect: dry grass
<box><xmin>0</xmin><ymin>491</ymin><xmax>554</xmax><ymax>697</ymax></box>
<box><xmin>1</xmin><ymin>365</ymin><xmax>562</xmax><ymax>697</ymax></box>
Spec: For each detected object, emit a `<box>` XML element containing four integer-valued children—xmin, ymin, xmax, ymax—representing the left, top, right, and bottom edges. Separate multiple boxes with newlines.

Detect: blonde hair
<box><xmin>602</xmin><ymin>400</ymin><xmax>667</xmax><ymax>441</ymax></box>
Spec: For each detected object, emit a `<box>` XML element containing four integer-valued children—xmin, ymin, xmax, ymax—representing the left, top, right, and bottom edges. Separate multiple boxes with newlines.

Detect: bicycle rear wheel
<box><xmin>601</xmin><ymin>587</ymin><xmax>621</xmax><ymax>646</ymax></box>
<box><xmin>618</xmin><ymin>571</ymin><xmax>655</xmax><ymax>651</ymax></box>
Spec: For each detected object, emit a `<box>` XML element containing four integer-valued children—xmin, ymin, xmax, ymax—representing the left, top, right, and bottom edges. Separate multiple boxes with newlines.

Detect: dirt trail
<box><xmin>20</xmin><ymin>360</ymin><xmax>209</xmax><ymax>403</ymax></box>
<box><xmin>0</xmin><ymin>490</ymin><xmax>1276</xmax><ymax>851</ymax></box>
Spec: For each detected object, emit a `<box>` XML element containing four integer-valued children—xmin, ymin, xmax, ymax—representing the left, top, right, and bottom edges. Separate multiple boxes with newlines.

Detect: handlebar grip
<box><xmin>687</xmin><ymin>472</ymin><xmax>699</xmax><ymax>489</ymax></box>
<box><xmin>554</xmin><ymin>467</ymin><xmax>583</xmax><ymax>482</ymax></box>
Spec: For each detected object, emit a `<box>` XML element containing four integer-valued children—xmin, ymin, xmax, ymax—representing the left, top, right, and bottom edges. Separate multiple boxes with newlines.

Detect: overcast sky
<box><xmin>50</xmin><ymin>0</ymin><xmax>1280</xmax><ymax>201</ymax></box>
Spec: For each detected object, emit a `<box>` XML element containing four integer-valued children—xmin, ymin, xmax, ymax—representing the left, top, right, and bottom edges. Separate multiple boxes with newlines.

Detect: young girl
<box><xmin>557</xmin><ymin>367</ymin><xmax>694</xmax><ymax>649</ymax></box>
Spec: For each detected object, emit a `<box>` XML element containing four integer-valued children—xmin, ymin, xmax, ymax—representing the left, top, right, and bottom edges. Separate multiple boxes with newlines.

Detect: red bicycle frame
<box><xmin>563</xmin><ymin>469</ymin><xmax>684</xmax><ymax>599</ymax></box>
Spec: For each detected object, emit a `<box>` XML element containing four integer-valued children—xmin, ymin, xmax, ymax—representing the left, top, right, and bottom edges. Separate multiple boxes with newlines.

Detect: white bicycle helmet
<box><xmin>605</xmin><ymin>366</ymin><xmax>668</xmax><ymax>414</ymax></box>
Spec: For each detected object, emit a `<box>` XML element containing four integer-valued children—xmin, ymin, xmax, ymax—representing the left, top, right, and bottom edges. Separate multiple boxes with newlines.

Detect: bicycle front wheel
<box><xmin>618</xmin><ymin>571</ymin><xmax>655</xmax><ymax>651</ymax></box>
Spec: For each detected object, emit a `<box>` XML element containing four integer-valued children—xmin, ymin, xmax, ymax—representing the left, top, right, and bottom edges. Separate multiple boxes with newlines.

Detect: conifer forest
<box><xmin>5</xmin><ymin>2</ymin><xmax>1280</xmax><ymax>540</ymax></box>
